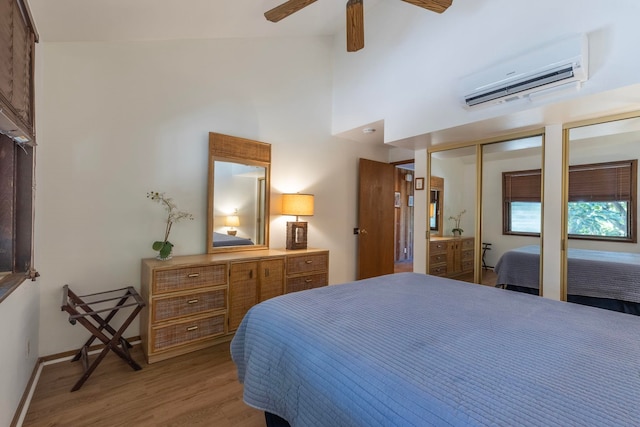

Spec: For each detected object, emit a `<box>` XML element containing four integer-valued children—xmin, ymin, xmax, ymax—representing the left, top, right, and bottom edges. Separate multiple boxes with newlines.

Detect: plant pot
<box><xmin>452</xmin><ymin>229</ymin><xmax>462</xmax><ymax>237</ymax></box>
<box><xmin>153</xmin><ymin>240</ymin><xmax>174</xmax><ymax>260</ymax></box>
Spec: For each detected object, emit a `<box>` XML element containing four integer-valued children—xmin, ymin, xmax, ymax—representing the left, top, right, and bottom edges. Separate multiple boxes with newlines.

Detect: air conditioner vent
<box><xmin>460</xmin><ymin>34</ymin><xmax>588</xmax><ymax>108</ymax></box>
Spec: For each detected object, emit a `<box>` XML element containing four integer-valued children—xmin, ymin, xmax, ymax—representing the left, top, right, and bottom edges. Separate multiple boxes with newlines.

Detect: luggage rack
<box><xmin>61</xmin><ymin>285</ymin><xmax>145</xmax><ymax>391</ymax></box>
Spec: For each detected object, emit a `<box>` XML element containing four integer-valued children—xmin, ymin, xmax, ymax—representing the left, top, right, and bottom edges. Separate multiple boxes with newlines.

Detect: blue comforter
<box><xmin>231</xmin><ymin>272</ymin><xmax>640</xmax><ymax>426</ymax></box>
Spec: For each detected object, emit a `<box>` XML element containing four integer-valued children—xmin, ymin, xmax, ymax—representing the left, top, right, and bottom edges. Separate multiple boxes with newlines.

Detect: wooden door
<box><xmin>258</xmin><ymin>258</ymin><xmax>284</xmax><ymax>302</ymax></box>
<box><xmin>357</xmin><ymin>158</ymin><xmax>395</xmax><ymax>279</ymax></box>
<box><xmin>228</xmin><ymin>261</ymin><xmax>258</xmax><ymax>331</ymax></box>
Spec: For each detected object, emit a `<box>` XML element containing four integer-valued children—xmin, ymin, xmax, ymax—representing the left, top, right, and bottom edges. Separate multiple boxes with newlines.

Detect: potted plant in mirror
<box><xmin>147</xmin><ymin>191</ymin><xmax>194</xmax><ymax>260</ymax></box>
<box><xmin>449</xmin><ymin>209</ymin><xmax>466</xmax><ymax>237</ymax></box>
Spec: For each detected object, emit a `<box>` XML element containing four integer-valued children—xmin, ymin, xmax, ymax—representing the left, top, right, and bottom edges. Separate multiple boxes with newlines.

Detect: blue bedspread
<box><xmin>231</xmin><ymin>273</ymin><xmax>640</xmax><ymax>426</ymax></box>
<box><xmin>494</xmin><ymin>245</ymin><xmax>640</xmax><ymax>303</ymax></box>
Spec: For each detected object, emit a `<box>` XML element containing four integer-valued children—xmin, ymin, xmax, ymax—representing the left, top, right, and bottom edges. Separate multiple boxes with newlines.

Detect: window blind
<box><xmin>503</xmin><ymin>169</ymin><xmax>542</xmax><ymax>202</ymax></box>
<box><xmin>568</xmin><ymin>160</ymin><xmax>636</xmax><ymax>202</ymax></box>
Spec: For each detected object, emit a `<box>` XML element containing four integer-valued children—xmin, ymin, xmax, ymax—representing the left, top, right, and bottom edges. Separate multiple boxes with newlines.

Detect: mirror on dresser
<box><xmin>207</xmin><ymin>132</ymin><xmax>271</xmax><ymax>253</ymax></box>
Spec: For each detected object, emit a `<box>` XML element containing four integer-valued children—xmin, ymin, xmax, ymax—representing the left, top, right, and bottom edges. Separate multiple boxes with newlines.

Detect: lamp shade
<box><xmin>225</xmin><ymin>215</ymin><xmax>240</xmax><ymax>227</ymax></box>
<box><xmin>281</xmin><ymin>193</ymin><xmax>314</xmax><ymax>216</ymax></box>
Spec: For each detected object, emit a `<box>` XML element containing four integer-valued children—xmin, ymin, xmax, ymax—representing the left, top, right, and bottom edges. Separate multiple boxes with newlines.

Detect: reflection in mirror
<box><xmin>482</xmin><ymin>135</ymin><xmax>543</xmax><ymax>292</ymax></box>
<box><xmin>213</xmin><ymin>161</ymin><xmax>267</xmax><ymax>246</ymax></box>
<box><xmin>429</xmin><ymin>146</ymin><xmax>476</xmax><ymax>283</ymax></box>
<box><xmin>429</xmin><ymin>177</ymin><xmax>443</xmax><ymax>234</ymax></box>
<box><xmin>207</xmin><ymin>133</ymin><xmax>271</xmax><ymax>253</ymax></box>
<box><xmin>567</xmin><ymin>115</ymin><xmax>640</xmax><ymax>315</ymax></box>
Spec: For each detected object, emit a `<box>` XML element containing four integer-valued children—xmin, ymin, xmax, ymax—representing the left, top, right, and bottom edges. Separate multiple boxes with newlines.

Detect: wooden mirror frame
<box><xmin>207</xmin><ymin>132</ymin><xmax>271</xmax><ymax>254</ymax></box>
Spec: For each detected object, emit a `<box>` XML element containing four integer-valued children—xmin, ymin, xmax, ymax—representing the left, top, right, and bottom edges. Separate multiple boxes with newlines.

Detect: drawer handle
<box><xmin>187</xmin><ymin>273</ymin><xmax>200</xmax><ymax>278</ymax></box>
<box><xmin>305</xmin><ymin>260</ymin><xmax>313</xmax><ymax>264</ymax></box>
<box><xmin>187</xmin><ymin>299</ymin><xmax>199</xmax><ymax>304</ymax></box>
<box><xmin>305</xmin><ymin>279</ymin><xmax>313</xmax><ymax>283</ymax></box>
<box><xmin>186</xmin><ymin>326</ymin><xmax>198</xmax><ymax>332</ymax></box>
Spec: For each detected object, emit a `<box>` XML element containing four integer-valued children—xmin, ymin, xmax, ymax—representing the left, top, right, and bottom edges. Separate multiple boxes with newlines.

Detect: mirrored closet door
<box><xmin>565</xmin><ymin>114</ymin><xmax>640</xmax><ymax>315</ymax></box>
<box><xmin>481</xmin><ymin>135</ymin><xmax>543</xmax><ymax>292</ymax></box>
<box><xmin>428</xmin><ymin>146</ymin><xmax>477</xmax><ymax>283</ymax></box>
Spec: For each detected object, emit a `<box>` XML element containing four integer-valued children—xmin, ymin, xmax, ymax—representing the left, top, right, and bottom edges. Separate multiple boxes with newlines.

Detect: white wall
<box><xmin>0</xmin><ymin>280</ymin><xmax>39</xmax><ymax>427</ymax></box>
<box><xmin>33</xmin><ymin>36</ymin><xmax>389</xmax><ymax>357</ymax></box>
<box><xmin>332</xmin><ymin>0</ymin><xmax>640</xmax><ymax>142</ymax></box>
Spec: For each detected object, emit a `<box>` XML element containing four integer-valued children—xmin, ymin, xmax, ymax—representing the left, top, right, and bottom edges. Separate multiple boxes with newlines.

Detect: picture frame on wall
<box><xmin>394</xmin><ymin>192</ymin><xmax>401</xmax><ymax>207</ymax></box>
<box><xmin>415</xmin><ymin>177</ymin><xmax>425</xmax><ymax>190</ymax></box>
<box><xmin>408</xmin><ymin>196</ymin><xmax>414</xmax><ymax>207</ymax></box>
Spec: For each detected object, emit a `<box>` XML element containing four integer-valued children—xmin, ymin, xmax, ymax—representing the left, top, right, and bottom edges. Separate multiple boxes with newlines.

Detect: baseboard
<box><xmin>10</xmin><ymin>355</ymin><xmax>42</xmax><ymax>427</ymax></box>
<box><xmin>10</xmin><ymin>335</ymin><xmax>141</xmax><ymax>427</ymax></box>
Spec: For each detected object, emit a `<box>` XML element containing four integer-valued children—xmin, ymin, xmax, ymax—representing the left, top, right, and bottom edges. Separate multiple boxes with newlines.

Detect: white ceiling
<box><xmin>27</xmin><ymin>0</ymin><xmax>383</xmax><ymax>42</ymax></box>
<box><xmin>27</xmin><ymin>1</ymin><xmax>640</xmax><ymax>150</ymax></box>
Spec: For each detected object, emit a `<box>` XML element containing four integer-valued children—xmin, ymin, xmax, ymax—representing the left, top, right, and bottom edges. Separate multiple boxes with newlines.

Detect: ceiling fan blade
<box><xmin>346</xmin><ymin>0</ymin><xmax>364</xmax><ymax>52</ymax></box>
<box><xmin>265</xmin><ymin>0</ymin><xmax>318</xmax><ymax>23</ymax></box>
<box><xmin>400</xmin><ymin>0</ymin><xmax>452</xmax><ymax>14</ymax></box>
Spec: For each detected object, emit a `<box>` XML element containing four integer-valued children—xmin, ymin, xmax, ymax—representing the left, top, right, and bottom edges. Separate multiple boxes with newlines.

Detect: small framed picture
<box><xmin>415</xmin><ymin>177</ymin><xmax>425</xmax><ymax>191</ymax></box>
<box><xmin>408</xmin><ymin>196</ymin><xmax>414</xmax><ymax>207</ymax></box>
<box><xmin>394</xmin><ymin>192</ymin><xmax>401</xmax><ymax>208</ymax></box>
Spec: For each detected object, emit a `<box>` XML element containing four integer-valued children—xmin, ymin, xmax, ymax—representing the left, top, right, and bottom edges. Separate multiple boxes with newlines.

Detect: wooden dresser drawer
<box><xmin>152</xmin><ymin>314</ymin><xmax>225</xmax><ymax>352</ymax></box>
<box><xmin>461</xmin><ymin>249</ymin><xmax>474</xmax><ymax>262</ymax></box>
<box><xmin>153</xmin><ymin>264</ymin><xmax>227</xmax><ymax>294</ymax></box>
<box><xmin>430</xmin><ymin>240</ymin><xmax>448</xmax><ymax>254</ymax></box>
<box><xmin>461</xmin><ymin>260</ymin><xmax>474</xmax><ymax>273</ymax></box>
<box><xmin>287</xmin><ymin>253</ymin><xmax>328</xmax><ymax>275</ymax></box>
<box><xmin>430</xmin><ymin>253</ymin><xmax>447</xmax><ymax>265</ymax></box>
<box><xmin>152</xmin><ymin>288</ymin><xmax>226</xmax><ymax>323</ymax></box>
<box><xmin>429</xmin><ymin>265</ymin><xmax>448</xmax><ymax>277</ymax></box>
<box><xmin>461</xmin><ymin>238</ymin><xmax>474</xmax><ymax>250</ymax></box>
<box><xmin>286</xmin><ymin>272</ymin><xmax>328</xmax><ymax>293</ymax></box>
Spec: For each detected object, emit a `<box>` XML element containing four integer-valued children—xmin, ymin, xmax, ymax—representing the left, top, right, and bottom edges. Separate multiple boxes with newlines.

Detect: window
<box><xmin>503</xmin><ymin>169</ymin><xmax>542</xmax><ymax>235</ymax></box>
<box><xmin>503</xmin><ymin>160</ymin><xmax>637</xmax><ymax>242</ymax></box>
<box><xmin>0</xmin><ymin>135</ymin><xmax>36</xmax><ymax>301</ymax></box>
<box><xmin>567</xmin><ymin>160</ymin><xmax>636</xmax><ymax>241</ymax></box>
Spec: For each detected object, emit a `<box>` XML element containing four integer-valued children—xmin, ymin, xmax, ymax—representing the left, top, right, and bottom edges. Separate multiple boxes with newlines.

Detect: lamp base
<box><xmin>227</xmin><ymin>230</ymin><xmax>237</xmax><ymax>236</ymax></box>
<box><xmin>286</xmin><ymin>221</ymin><xmax>308</xmax><ymax>250</ymax></box>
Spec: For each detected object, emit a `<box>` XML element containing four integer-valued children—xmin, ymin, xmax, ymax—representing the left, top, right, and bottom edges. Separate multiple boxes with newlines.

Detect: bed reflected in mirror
<box><xmin>483</xmin><ymin>135</ymin><xmax>543</xmax><ymax>293</ymax></box>
<box><xmin>566</xmin><ymin>115</ymin><xmax>640</xmax><ymax>315</ymax></box>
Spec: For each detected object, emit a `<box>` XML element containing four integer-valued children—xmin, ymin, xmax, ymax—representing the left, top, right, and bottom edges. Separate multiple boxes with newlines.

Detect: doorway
<box><xmin>394</xmin><ymin>162</ymin><xmax>415</xmax><ymax>273</ymax></box>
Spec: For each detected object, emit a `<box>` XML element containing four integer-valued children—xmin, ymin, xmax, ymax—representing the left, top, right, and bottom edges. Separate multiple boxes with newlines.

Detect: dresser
<box><xmin>140</xmin><ymin>248</ymin><xmax>329</xmax><ymax>363</ymax></box>
<box><xmin>429</xmin><ymin>236</ymin><xmax>474</xmax><ymax>278</ymax></box>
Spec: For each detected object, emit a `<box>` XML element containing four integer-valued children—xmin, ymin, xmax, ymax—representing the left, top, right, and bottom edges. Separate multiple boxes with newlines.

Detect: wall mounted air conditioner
<box><xmin>460</xmin><ymin>34</ymin><xmax>588</xmax><ymax>108</ymax></box>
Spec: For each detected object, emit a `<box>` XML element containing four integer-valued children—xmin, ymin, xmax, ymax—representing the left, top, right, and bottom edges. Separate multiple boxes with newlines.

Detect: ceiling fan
<box><xmin>264</xmin><ymin>0</ymin><xmax>453</xmax><ymax>52</ymax></box>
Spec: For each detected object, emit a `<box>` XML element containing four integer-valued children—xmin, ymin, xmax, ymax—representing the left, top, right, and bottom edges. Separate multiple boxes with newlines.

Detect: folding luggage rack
<box><xmin>61</xmin><ymin>285</ymin><xmax>145</xmax><ymax>391</ymax></box>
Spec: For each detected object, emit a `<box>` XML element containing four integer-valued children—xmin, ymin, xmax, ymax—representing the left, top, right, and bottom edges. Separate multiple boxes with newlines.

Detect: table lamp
<box><xmin>282</xmin><ymin>193</ymin><xmax>314</xmax><ymax>250</ymax></box>
<box><xmin>225</xmin><ymin>212</ymin><xmax>240</xmax><ymax>236</ymax></box>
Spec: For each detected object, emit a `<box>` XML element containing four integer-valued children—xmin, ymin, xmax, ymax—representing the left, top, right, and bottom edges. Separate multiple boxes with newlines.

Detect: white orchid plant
<box><xmin>449</xmin><ymin>209</ymin><xmax>466</xmax><ymax>234</ymax></box>
<box><xmin>147</xmin><ymin>191</ymin><xmax>194</xmax><ymax>259</ymax></box>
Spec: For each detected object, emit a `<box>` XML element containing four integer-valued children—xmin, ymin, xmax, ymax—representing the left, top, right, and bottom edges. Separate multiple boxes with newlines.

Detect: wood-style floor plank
<box><xmin>22</xmin><ymin>343</ymin><xmax>264</xmax><ymax>427</ymax></box>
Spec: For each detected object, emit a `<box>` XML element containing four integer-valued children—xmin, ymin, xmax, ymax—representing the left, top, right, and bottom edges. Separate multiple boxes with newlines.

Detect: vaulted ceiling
<box><xmin>28</xmin><ymin>0</ymin><xmax>385</xmax><ymax>42</ymax></box>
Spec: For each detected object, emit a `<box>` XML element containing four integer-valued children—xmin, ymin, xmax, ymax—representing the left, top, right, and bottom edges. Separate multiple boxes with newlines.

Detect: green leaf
<box><xmin>159</xmin><ymin>241</ymin><xmax>174</xmax><ymax>259</ymax></box>
<box><xmin>152</xmin><ymin>241</ymin><xmax>165</xmax><ymax>251</ymax></box>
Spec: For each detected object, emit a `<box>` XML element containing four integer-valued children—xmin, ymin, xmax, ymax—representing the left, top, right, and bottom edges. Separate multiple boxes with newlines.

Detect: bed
<box><xmin>231</xmin><ymin>272</ymin><xmax>640</xmax><ymax>426</ymax></box>
<box><xmin>212</xmin><ymin>231</ymin><xmax>254</xmax><ymax>247</ymax></box>
<box><xmin>494</xmin><ymin>245</ymin><xmax>640</xmax><ymax>314</ymax></box>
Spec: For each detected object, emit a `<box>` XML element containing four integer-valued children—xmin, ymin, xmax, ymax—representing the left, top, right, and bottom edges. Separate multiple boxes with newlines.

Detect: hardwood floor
<box><xmin>22</xmin><ymin>343</ymin><xmax>264</xmax><ymax>427</ymax></box>
<box><xmin>394</xmin><ymin>260</ymin><xmax>413</xmax><ymax>273</ymax></box>
<box><xmin>22</xmin><ymin>270</ymin><xmax>498</xmax><ymax>427</ymax></box>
